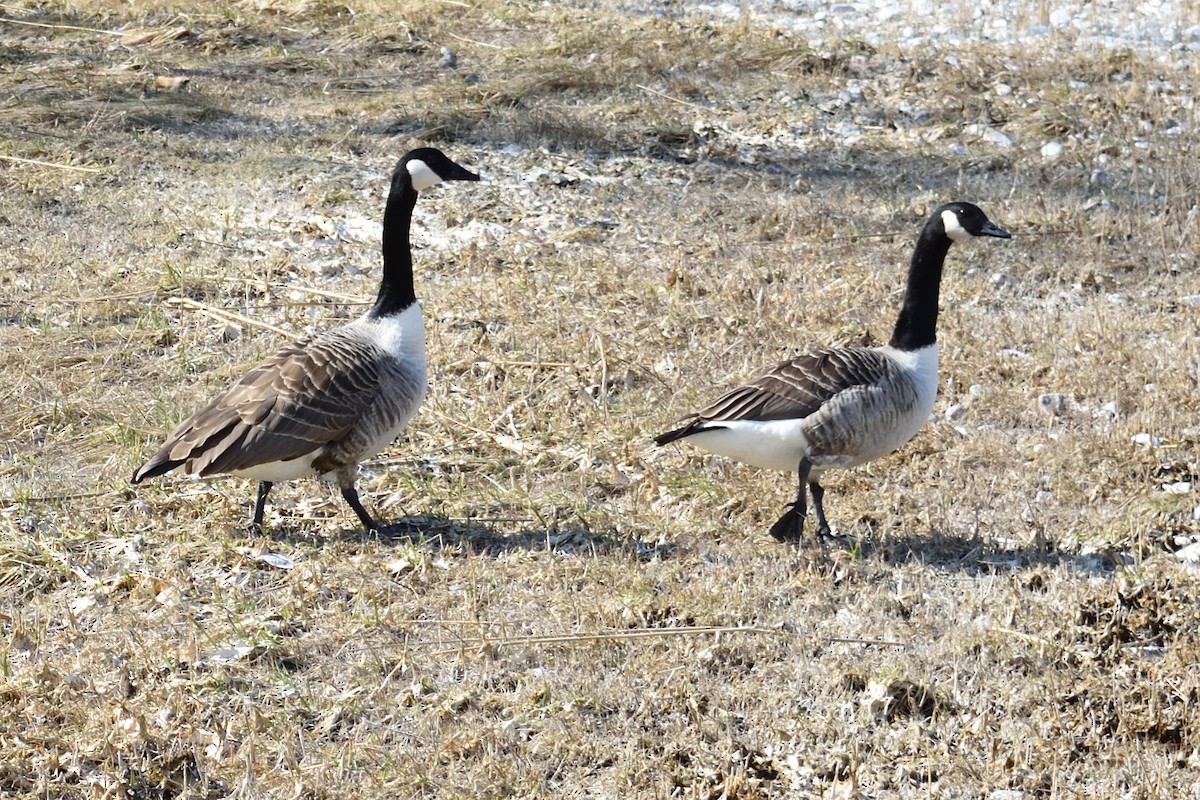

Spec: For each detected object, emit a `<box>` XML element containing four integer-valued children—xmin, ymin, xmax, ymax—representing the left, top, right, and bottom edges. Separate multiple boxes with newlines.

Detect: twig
<box><xmin>164</xmin><ymin>297</ymin><xmax>293</xmax><ymax>338</ymax></box>
<box><xmin>829</xmin><ymin>637</ymin><xmax>907</xmax><ymax>647</ymax></box>
<box><xmin>5</xmin><ymin>125</ymin><xmax>73</xmax><ymax>141</ymax></box>
<box><xmin>989</xmin><ymin>627</ymin><xmax>1073</xmax><ymax>655</ymax></box>
<box><xmin>428</xmin><ymin>624</ymin><xmax>778</xmax><ymax>655</ymax></box>
<box><xmin>60</xmin><ymin>290</ymin><xmax>163</xmax><ymax>303</ymax></box>
<box><xmin>0</xmin><ymin>15</ymin><xmax>122</xmax><ymax>36</ymax></box>
<box><xmin>1</xmin><ymin>489</ymin><xmax>115</xmax><ymax>504</ymax></box>
<box><xmin>636</xmin><ymin>83</ymin><xmax>714</xmax><ymax>113</ymax></box>
<box><xmin>445</xmin><ymin>31</ymin><xmax>503</xmax><ymax>49</ymax></box>
<box><xmin>0</xmin><ymin>154</ymin><xmax>102</xmax><ymax>174</ymax></box>
<box><xmin>596</xmin><ymin>335</ymin><xmax>609</xmax><ymax>415</ymax></box>
<box><xmin>494</xmin><ymin>359</ymin><xmax>573</xmax><ymax>368</ymax></box>
<box><xmin>188</xmin><ymin>237</ymin><xmax>251</xmax><ymax>252</ymax></box>
<box><xmin>442</xmin><ymin>357</ymin><xmax>574</xmax><ymax>370</ymax></box>
<box><xmin>269</xmin><ymin>282</ymin><xmax>370</xmax><ymax>304</ymax></box>
<box><xmin>319</xmin><ymin>73</ymin><xmax>413</xmax><ymax>85</ymax></box>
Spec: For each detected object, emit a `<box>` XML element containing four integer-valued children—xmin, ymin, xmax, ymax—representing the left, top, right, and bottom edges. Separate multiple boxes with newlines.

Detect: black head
<box><xmin>933</xmin><ymin>202</ymin><xmax>1010</xmax><ymax>242</ymax></box>
<box><xmin>395</xmin><ymin>147</ymin><xmax>480</xmax><ymax>192</ymax></box>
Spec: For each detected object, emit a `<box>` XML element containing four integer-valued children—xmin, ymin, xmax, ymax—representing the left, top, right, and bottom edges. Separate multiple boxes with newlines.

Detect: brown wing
<box><xmin>656</xmin><ymin>348</ymin><xmax>897</xmax><ymax>444</ymax></box>
<box><xmin>135</xmin><ymin>331</ymin><xmax>392</xmax><ymax>479</ymax></box>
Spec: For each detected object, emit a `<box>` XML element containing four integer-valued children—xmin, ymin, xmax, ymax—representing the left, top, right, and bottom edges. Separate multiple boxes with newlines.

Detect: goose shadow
<box><xmin>264</xmin><ymin>512</ymin><xmax>691</xmax><ymax>562</ymax></box>
<box><xmin>818</xmin><ymin>525</ymin><xmax>1128</xmax><ymax>577</ymax></box>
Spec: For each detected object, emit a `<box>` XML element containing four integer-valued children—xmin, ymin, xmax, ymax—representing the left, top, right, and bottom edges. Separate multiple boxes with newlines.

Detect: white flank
<box><xmin>941</xmin><ymin>209</ymin><xmax>970</xmax><ymax>242</ymax></box>
<box><xmin>682</xmin><ymin>418</ymin><xmax>812</xmax><ymax>472</ymax></box>
<box><xmin>228</xmin><ymin>452</ymin><xmax>321</xmax><ymax>482</ymax></box>
<box><xmin>406</xmin><ymin>159</ymin><xmax>443</xmax><ymax>192</ymax></box>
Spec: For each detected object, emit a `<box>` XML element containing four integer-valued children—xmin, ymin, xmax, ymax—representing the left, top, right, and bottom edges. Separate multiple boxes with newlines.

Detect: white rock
<box><xmin>876</xmin><ymin>4</ymin><xmax>900</xmax><ymax>22</ymax></box>
<box><xmin>1041</xmin><ymin>141</ymin><xmax>1064</xmax><ymax>160</ymax></box>
<box><xmin>982</xmin><ymin>127</ymin><xmax>1015</xmax><ymax>148</ymax></box>
<box><xmin>944</xmin><ymin>404</ymin><xmax>966</xmax><ymax>422</ymax></box>
<box><xmin>1131</xmin><ymin>432</ymin><xmax>1162</xmax><ymax>447</ymax></box>
<box><xmin>336</xmin><ymin>215</ymin><xmax>383</xmax><ymax>244</ymax></box>
<box><xmin>207</xmin><ymin>639</ymin><xmax>256</xmax><ymax>665</ymax></box>
<box><xmin>1163</xmin><ymin>481</ymin><xmax>1193</xmax><ymax>495</ymax></box>
<box><xmin>1049</xmin><ymin>8</ymin><xmax>1072</xmax><ymax>27</ymax></box>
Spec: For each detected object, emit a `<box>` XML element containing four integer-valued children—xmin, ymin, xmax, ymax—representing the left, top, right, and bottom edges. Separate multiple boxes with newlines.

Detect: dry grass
<box><xmin>3</xmin><ymin>0</ymin><xmax>1200</xmax><ymax>797</ymax></box>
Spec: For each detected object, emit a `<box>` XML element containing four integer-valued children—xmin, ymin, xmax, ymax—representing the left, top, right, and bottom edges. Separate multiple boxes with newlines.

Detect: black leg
<box><xmin>340</xmin><ymin>485</ymin><xmax>382</xmax><ymax>532</ymax></box>
<box><xmin>810</xmin><ymin>479</ymin><xmax>831</xmax><ymax>537</ymax></box>
<box><xmin>769</xmin><ymin>457</ymin><xmax>812</xmax><ymax>543</ymax></box>
<box><xmin>251</xmin><ymin>481</ymin><xmax>273</xmax><ymax>533</ymax></box>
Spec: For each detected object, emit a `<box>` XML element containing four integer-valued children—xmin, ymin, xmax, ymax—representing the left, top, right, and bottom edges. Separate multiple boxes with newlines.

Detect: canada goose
<box><xmin>133</xmin><ymin>147</ymin><xmax>480</xmax><ymax>533</ymax></box>
<box><xmin>654</xmin><ymin>202</ymin><xmax>1010</xmax><ymax>543</ymax></box>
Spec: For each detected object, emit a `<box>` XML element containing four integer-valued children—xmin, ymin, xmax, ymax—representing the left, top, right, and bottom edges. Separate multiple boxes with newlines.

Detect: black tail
<box><xmin>131</xmin><ymin>453</ymin><xmax>185</xmax><ymax>484</ymax></box>
<box><xmin>654</xmin><ymin>425</ymin><xmax>698</xmax><ymax>447</ymax></box>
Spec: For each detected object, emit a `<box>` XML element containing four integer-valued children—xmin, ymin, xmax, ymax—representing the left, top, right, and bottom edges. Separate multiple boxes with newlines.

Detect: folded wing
<box><xmin>134</xmin><ymin>333</ymin><xmax>391</xmax><ymax>480</ymax></box>
<box><xmin>656</xmin><ymin>348</ymin><xmax>898</xmax><ymax>444</ymax></box>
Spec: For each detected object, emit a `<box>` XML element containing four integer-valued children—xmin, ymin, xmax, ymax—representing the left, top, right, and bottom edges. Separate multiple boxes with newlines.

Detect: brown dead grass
<box><xmin>3</xmin><ymin>0</ymin><xmax>1200</xmax><ymax>797</ymax></box>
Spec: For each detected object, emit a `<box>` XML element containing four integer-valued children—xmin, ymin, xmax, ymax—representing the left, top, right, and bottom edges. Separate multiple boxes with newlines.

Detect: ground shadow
<box><xmin>259</xmin><ymin>512</ymin><xmax>691</xmax><ymax>563</ymax></box>
<box><xmin>814</xmin><ymin>525</ymin><xmax>1129</xmax><ymax>577</ymax></box>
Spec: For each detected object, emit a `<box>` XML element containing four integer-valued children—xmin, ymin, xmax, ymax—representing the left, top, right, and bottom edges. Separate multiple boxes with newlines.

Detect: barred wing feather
<box><xmin>155</xmin><ymin>333</ymin><xmax>390</xmax><ymax>477</ymax></box>
<box><xmin>691</xmin><ymin>348</ymin><xmax>897</xmax><ymax>425</ymax></box>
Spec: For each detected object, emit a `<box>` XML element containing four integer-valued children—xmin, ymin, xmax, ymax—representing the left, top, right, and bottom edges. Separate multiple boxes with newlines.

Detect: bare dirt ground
<box><xmin>2</xmin><ymin>1</ymin><xmax>1200</xmax><ymax>797</ymax></box>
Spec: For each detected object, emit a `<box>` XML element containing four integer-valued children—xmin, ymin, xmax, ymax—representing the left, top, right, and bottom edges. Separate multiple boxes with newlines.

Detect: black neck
<box><xmin>370</xmin><ymin>178</ymin><xmax>418</xmax><ymax>318</ymax></box>
<box><xmin>888</xmin><ymin>224</ymin><xmax>951</xmax><ymax>351</ymax></box>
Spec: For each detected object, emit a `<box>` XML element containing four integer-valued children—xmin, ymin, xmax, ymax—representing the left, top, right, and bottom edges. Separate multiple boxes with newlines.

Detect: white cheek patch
<box><xmin>406</xmin><ymin>159</ymin><xmax>443</xmax><ymax>192</ymax></box>
<box><xmin>941</xmin><ymin>209</ymin><xmax>970</xmax><ymax>242</ymax></box>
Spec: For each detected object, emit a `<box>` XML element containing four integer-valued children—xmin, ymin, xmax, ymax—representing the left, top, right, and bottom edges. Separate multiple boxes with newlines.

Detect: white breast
<box><xmin>826</xmin><ymin>343</ymin><xmax>938</xmax><ymax>468</ymax></box>
<box><xmin>878</xmin><ymin>343</ymin><xmax>939</xmax><ymax>424</ymax></box>
<box><xmin>346</xmin><ymin>303</ymin><xmax>426</xmax><ymax>360</ymax></box>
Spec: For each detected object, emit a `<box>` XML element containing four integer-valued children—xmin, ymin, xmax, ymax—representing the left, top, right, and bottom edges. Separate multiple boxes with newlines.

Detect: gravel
<box><xmin>646</xmin><ymin>0</ymin><xmax>1200</xmax><ymax>59</ymax></box>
